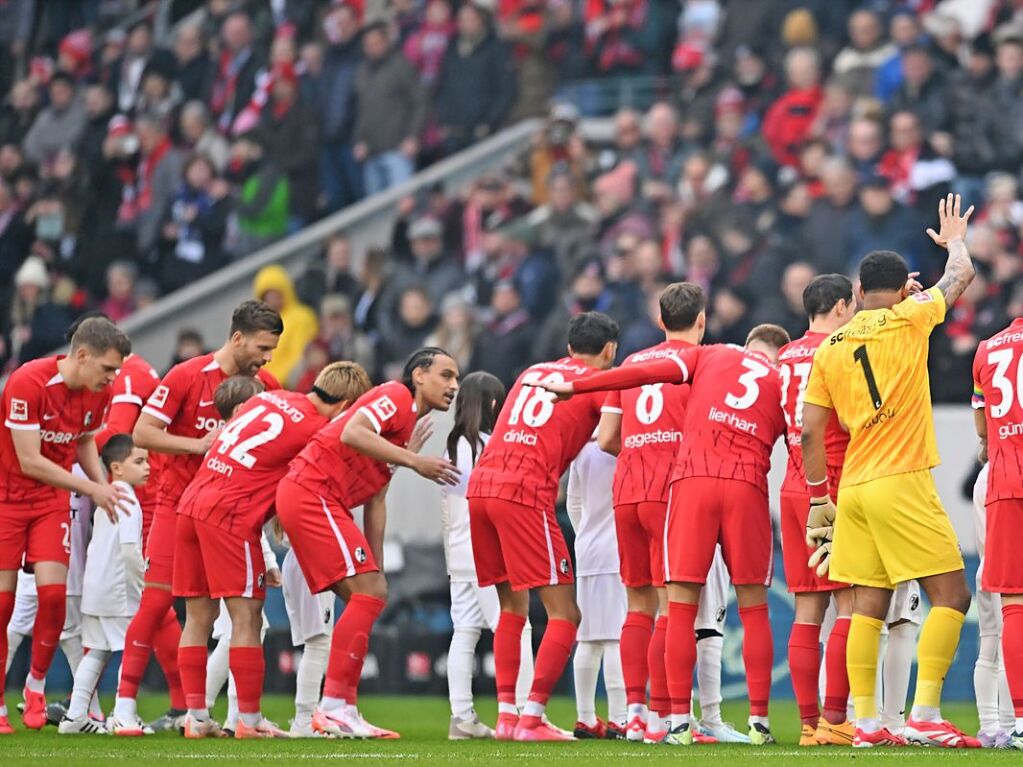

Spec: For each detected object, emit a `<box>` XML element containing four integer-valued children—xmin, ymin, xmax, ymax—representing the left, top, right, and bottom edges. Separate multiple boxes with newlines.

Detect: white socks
<box><xmin>25</xmin><ymin>673</ymin><xmax>45</xmax><ymax>693</ymax></box>
<box><xmin>448</xmin><ymin>627</ymin><xmax>482</xmax><ymax>720</ymax></box>
<box><xmin>60</xmin><ymin>636</ymin><xmax>84</xmax><ymax>675</ymax></box>
<box><xmin>881</xmin><ymin>621</ymin><xmax>917</xmax><ymax>730</ymax></box>
<box><xmin>975</xmin><ymin>633</ymin><xmax>1002</xmax><ymax>732</ymax></box>
<box><xmin>205</xmin><ymin>636</ymin><xmax>230</xmax><ymax>709</ymax></box>
<box><xmin>296</xmin><ymin>634</ymin><xmax>329</xmax><ymax>726</ymax></box>
<box><xmin>113</xmin><ymin>696</ymin><xmax>137</xmax><ymax>720</ymax></box>
<box><xmin>67</xmin><ymin>650</ymin><xmax>109</xmax><ymax>720</ymax></box>
<box><xmin>320</xmin><ymin>695</ymin><xmax>346</xmax><ymax>714</ymax></box>
<box><xmin>516</xmin><ymin>624</ymin><xmax>534</xmax><ymax>710</ymax></box>
<box><xmin>573</xmin><ymin>640</ymin><xmax>602</xmax><ymax>726</ymax></box>
<box><xmin>522</xmin><ymin>700</ymin><xmax>545</xmax><ymax>718</ymax></box>
<box><xmin>5</xmin><ymin>631</ymin><xmax>26</xmax><ymax>674</ymax></box>
<box><xmin>696</xmin><ymin>634</ymin><xmax>723</xmax><ymax>723</ymax></box>
<box><xmin>603</xmin><ymin>640</ymin><xmax>626</xmax><ymax>726</ymax></box>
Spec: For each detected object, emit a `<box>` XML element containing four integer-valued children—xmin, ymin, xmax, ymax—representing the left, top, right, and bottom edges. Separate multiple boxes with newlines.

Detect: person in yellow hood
<box><xmin>253</xmin><ymin>264</ymin><xmax>319</xmax><ymax>385</ymax></box>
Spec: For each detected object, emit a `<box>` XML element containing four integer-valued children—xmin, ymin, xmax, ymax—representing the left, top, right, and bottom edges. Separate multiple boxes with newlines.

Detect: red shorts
<box><xmin>615</xmin><ymin>501</ymin><xmax>667</xmax><ymax>587</ymax></box>
<box><xmin>144</xmin><ymin>502</ymin><xmax>177</xmax><ymax>585</ymax></box>
<box><xmin>0</xmin><ymin>500</ymin><xmax>71</xmax><ymax>570</ymax></box>
<box><xmin>173</xmin><ymin>515</ymin><xmax>265</xmax><ymax>600</ymax></box>
<box><xmin>275</xmin><ymin>476</ymin><xmax>378</xmax><ymax>595</ymax></box>
<box><xmin>983</xmin><ymin>498</ymin><xmax>1023</xmax><ymax>593</ymax></box>
<box><xmin>780</xmin><ymin>490</ymin><xmax>846</xmax><ymax>593</ymax></box>
<box><xmin>469</xmin><ymin>496</ymin><xmax>573</xmax><ymax>591</ymax></box>
<box><xmin>665</xmin><ymin>476</ymin><xmax>772</xmax><ymax>586</ymax></box>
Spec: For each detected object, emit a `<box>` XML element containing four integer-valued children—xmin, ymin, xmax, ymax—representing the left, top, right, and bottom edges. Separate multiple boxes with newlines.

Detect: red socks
<box><xmin>1003</xmin><ymin>604</ymin><xmax>1023</xmax><ymax>717</ymax></box>
<box><xmin>494</xmin><ymin>612</ymin><xmax>526</xmax><ymax>706</ymax></box>
<box><xmin>739</xmin><ymin>603</ymin><xmax>772</xmax><ymax>717</ymax></box>
<box><xmin>30</xmin><ymin>584</ymin><xmax>67</xmax><ymax>681</ymax></box>
<box><xmin>823</xmin><ymin>616</ymin><xmax>851</xmax><ymax>723</ymax></box>
<box><xmin>230</xmin><ymin>646</ymin><xmax>265</xmax><ymax>715</ymax></box>
<box><xmin>118</xmin><ymin>588</ymin><xmax>175</xmax><ymax>698</ymax></box>
<box><xmin>665</xmin><ymin>601</ymin><xmax>698</xmax><ymax>715</ymax></box>
<box><xmin>177</xmin><ymin>645</ymin><xmax>208</xmax><ymax>710</ymax></box>
<box><xmin>649</xmin><ymin>615</ymin><xmax>670</xmax><ymax>716</ymax></box>
<box><xmin>620</xmin><ymin>611</ymin><xmax>654</xmax><ymax>707</ymax></box>
<box><xmin>153</xmin><ymin>607</ymin><xmax>186</xmax><ymax>709</ymax></box>
<box><xmin>0</xmin><ymin>591</ymin><xmax>14</xmax><ymax>705</ymax></box>
<box><xmin>527</xmin><ymin>619</ymin><xmax>576</xmax><ymax>706</ymax></box>
<box><xmin>788</xmin><ymin>622</ymin><xmax>821</xmax><ymax>726</ymax></box>
<box><xmin>323</xmin><ymin>594</ymin><xmax>385</xmax><ymax>702</ymax></box>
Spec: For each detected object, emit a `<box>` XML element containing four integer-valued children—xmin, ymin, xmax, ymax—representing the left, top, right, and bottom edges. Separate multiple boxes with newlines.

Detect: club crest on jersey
<box><xmin>150</xmin><ymin>385</ymin><xmax>169</xmax><ymax>408</ymax></box>
<box><xmin>258</xmin><ymin>573</ymin><xmax>265</xmax><ymax>588</ymax></box>
<box><xmin>9</xmin><ymin>398</ymin><xmax>28</xmax><ymax>421</ymax></box>
<box><xmin>716</xmin><ymin>606</ymin><xmax>726</xmax><ymax>623</ymax></box>
<box><xmin>559</xmin><ymin>558</ymin><xmax>569</xmax><ymax>575</ymax></box>
<box><xmin>370</xmin><ymin>396</ymin><xmax>397</xmax><ymax>423</ymax></box>
<box><xmin>355</xmin><ymin>547</ymin><xmax>367</xmax><ymax>564</ymax></box>
<box><xmin>910</xmin><ymin>594</ymin><xmax>920</xmax><ymax>612</ymax></box>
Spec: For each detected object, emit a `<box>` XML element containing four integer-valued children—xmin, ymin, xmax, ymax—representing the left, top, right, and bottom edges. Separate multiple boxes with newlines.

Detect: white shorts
<box><xmin>62</xmin><ymin>595</ymin><xmax>82</xmax><ymax>640</ymax></box>
<box><xmin>210</xmin><ymin>599</ymin><xmax>269</xmax><ymax>641</ymax></box>
<box><xmin>577</xmin><ymin>573</ymin><xmax>627</xmax><ymax>642</ymax></box>
<box><xmin>696</xmin><ymin>546</ymin><xmax>728</xmax><ymax>633</ymax></box>
<box><xmin>886</xmin><ymin>580</ymin><xmax>922</xmax><ymax>626</ymax></box>
<box><xmin>81</xmin><ymin>614</ymin><xmax>130</xmax><ymax>652</ymax></box>
<box><xmin>450</xmin><ymin>581</ymin><xmax>501</xmax><ymax>632</ymax></box>
<box><xmin>976</xmin><ymin>559</ymin><xmax>1003</xmax><ymax>638</ymax></box>
<box><xmin>9</xmin><ymin>580</ymin><xmax>82</xmax><ymax>641</ymax></box>
<box><xmin>283</xmin><ymin>549</ymin><xmax>334</xmax><ymax>645</ymax></box>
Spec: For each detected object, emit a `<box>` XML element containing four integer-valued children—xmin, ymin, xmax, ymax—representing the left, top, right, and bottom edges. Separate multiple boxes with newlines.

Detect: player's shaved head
<box><xmin>745</xmin><ymin>323</ymin><xmax>790</xmax><ymax>351</ymax></box>
<box><xmin>803</xmin><ymin>274</ymin><xmax>854</xmax><ymax>319</ymax></box>
<box><xmin>101</xmin><ymin>433</ymin><xmax>135</xmax><ymax>471</ymax></box>
<box><xmin>859</xmin><ymin>250</ymin><xmax>909</xmax><ymax>293</ymax></box>
<box><xmin>70</xmin><ymin>316</ymin><xmax>131</xmax><ymax>357</ymax></box>
<box><xmin>659</xmin><ymin>282</ymin><xmax>705</xmax><ymax>330</ymax></box>
<box><xmin>312</xmin><ymin>361</ymin><xmax>371</xmax><ymax>404</ymax></box>
<box><xmin>215</xmin><ymin>375</ymin><xmax>265</xmax><ymax>420</ymax></box>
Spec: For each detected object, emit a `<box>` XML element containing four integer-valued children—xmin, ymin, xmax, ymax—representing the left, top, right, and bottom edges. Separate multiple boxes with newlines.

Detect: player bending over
<box><xmin>802</xmin><ymin>194</ymin><xmax>978</xmax><ymax>748</ymax></box>
<box><xmin>277</xmin><ymin>347</ymin><xmax>460</xmax><ymax>738</ymax></box>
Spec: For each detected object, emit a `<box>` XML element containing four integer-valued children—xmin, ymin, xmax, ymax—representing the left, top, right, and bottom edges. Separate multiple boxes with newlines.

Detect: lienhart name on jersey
<box><xmin>623</xmin><ymin>429</ymin><xmax>682</xmax><ymax>449</ymax></box>
<box><xmin>708</xmin><ymin>406</ymin><xmax>758</xmax><ymax>435</ymax></box>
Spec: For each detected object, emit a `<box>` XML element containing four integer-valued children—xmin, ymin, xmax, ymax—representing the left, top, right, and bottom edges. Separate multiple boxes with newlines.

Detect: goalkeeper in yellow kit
<box><xmin>801</xmin><ymin>195</ymin><xmax>978</xmax><ymax>749</ymax></box>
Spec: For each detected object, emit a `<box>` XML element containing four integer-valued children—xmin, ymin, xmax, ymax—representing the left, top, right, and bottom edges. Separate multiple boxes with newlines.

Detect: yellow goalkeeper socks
<box><xmin>912</xmin><ymin>606</ymin><xmax>965</xmax><ymax>710</ymax></box>
<box><xmin>847</xmin><ymin>613</ymin><xmax>884</xmax><ymax>722</ymax></box>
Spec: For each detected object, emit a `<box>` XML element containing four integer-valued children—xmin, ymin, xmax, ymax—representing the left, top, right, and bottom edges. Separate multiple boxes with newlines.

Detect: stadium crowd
<box><xmin>3</xmin><ymin>0</ymin><xmax>1023</xmax><ymax>391</ymax></box>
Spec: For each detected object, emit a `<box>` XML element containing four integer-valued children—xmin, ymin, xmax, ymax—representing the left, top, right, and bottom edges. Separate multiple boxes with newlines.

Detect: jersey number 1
<box><xmin>853</xmin><ymin>345</ymin><xmax>883</xmax><ymax>409</ymax></box>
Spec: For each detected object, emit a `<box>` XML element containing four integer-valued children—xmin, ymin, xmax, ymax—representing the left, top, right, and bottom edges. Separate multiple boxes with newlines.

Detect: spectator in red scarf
<box><xmin>876</xmin><ymin>109</ymin><xmax>954</xmax><ymax>212</ymax></box>
<box><xmin>130</xmin><ymin>113</ymin><xmax>185</xmax><ymax>263</ymax></box>
<box><xmin>762</xmin><ymin>46</ymin><xmax>823</xmax><ymax>167</ymax></box>
<box><xmin>405</xmin><ymin>0</ymin><xmax>456</xmax><ymax>87</ymax></box>
<box><xmin>209</xmin><ymin>12</ymin><xmax>264</xmax><ymax>135</ymax></box>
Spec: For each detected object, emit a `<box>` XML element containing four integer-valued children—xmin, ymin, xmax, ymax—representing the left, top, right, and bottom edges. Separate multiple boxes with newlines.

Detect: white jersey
<box><xmin>441</xmin><ymin>435</ymin><xmax>489</xmax><ymax>583</ymax></box>
<box><xmin>81</xmin><ymin>480</ymin><xmax>143</xmax><ymax>618</ymax></box>
<box><xmin>66</xmin><ymin>464</ymin><xmax>94</xmax><ymax>597</ymax></box>
<box><xmin>974</xmin><ymin>463</ymin><xmax>989</xmax><ymax>554</ymax></box>
<box><xmin>567</xmin><ymin>440</ymin><xmax>619</xmax><ymax>577</ymax></box>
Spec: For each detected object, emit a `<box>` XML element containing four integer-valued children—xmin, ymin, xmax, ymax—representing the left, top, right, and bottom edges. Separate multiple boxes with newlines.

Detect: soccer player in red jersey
<box><xmin>973</xmin><ymin>316</ymin><xmax>1023</xmax><ymax>750</ymax></box>
<box><xmin>777</xmin><ymin>274</ymin><xmax>857</xmax><ymax>746</ymax></box>
<box><xmin>277</xmin><ymin>347</ymin><xmax>460</xmax><ymax>739</ymax></box>
<box><xmin>174</xmin><ymin>363</ymin><xmax>371</xmax><ymax>739</ymax></box>
<box><xmin>594</xmin><ymin>283</ymin><xmax>701</xmax><ymax>743</ymax></box>
<box><xmin>110</xmin><ymin>301</ymin><xmax>281</xmax><ymax>733</ymax></box>
<box><xmin>0</xmin><ymin>317</ymin><xmax>131</xmax><ymax>733</ymax></box>
<box><xmin>467</xmin><ymin>312</ymin><xmax>620</xmax><ymax>742</ymax></box>
<box><xmin>541</xmin><ymin>321</ymin><xmax>790</xmax><ymax>745</ymax></box>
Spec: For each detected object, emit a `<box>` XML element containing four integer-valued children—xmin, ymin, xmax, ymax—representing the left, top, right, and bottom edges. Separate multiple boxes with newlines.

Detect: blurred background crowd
<box><xmin>2</xmin><ymin>0</ymin><xmax>1023</xmax><ymax>402</ymax></box>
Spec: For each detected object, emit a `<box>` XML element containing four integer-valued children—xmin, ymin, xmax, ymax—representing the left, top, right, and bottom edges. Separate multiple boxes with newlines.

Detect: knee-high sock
<box><xmin>620</xmin><ymin>612</ymin><xmax>653</xmax><ymax>708</ymax></box>
<box><xmin>29</xmin><ymin>584</ymin><xmax>67</xmax><ymax>686</ymax></box>
<box><xmin>788</xmin><ymin>622</ymin><xmax>821</xmax><ymax>727</ymax></box>
<box><xmin>999</xmin><ymin>657</ymin><xmax>1015</xmax><ymax>731</ymax></box>
<box><xmin>1001</xmin><ymin>604</ymin><xmax>1023</xmax><ymax>719</ymax></box>
<box><xmin>573</xmin><ymin>640</ymin><xmax>602</xmax><ymax>726</ymax></box>
<box><xmin>912</xmin><ymin>609</ymin><xmax>962</xmax><ymax>718</ymax></box>
<box><xmin>665</xmin><ymin>601</ymin><xmax>698</xmax><ymax>716</ymax></box>
<box><xmin>516</xmin><ymin>623</ymin><xmax>534</xmax><ymax>709</ymax></box>
<box><xmin>118</xmin><ymin>588</ymin><xmax>175</xmax><ymax>699</ymax></box>
<box><xmin>60</xmin><ymin>635</ymin><xmax>83</xmax><ymax>674</ymax></box>
<box><xmin>205</xmin><ymin>636</ymin><xmax>230</xmax><ymax>709</ymax></box>
<box><xmin>322</xmin><ymin>594</ymin><xmax>385</xmax><ymax>710</ymax></box>
<box><xmin>602</xmin><ymin>639</ymin><xmax>627</xmax><ymax>726</ymax></box>
<box><xmin>882</xmin><ymin>622</ymin><xmax>917</xmax><ymax>727</ymax></box>
<box><xmin>66</xmin><ymin>649</ymin><xmax>110</xmax><ymax>719</ymax></box>
<box><xmin>226</xmin><ymin>669</ymin><xmax>238</xmax><ymax>726</ymax></box>
<box><xmin>229</xmin><ymin>646</ymin><xmax>264</xmax><ymax>721</ymax></box>
<box><xmin>295</xmin><ymin>634</ymin><xmax>329</xmax><ymax>725</ymax></box>
<box><xmin>447</xmin><ymin>627</ymin><xmax>481</xmax><ymax>719</ymax></box>
<box><xmin>848</xmin><ymin>614</ymin><xmax>884</xmax><ymax>722</ymax></box>
<box><xmin>153</xmin><ymin>608</ymin><xmax>186</xmax><ymax>710</ymax></box>
<box><xmin>5</xmin><ymin>630</ymin><xmax>25</xmax><ymax>675</ymax></box>
<box><xmin>976</xmin><ymin>633</ymin><xmax>1002</xmax><ymax>732</ymax></box>
<box><xmin>649</xmin><ymin>616</ymin><xmax>670</xmax><ymax>716</ymax></box>
<box><xmin>0</xmin><ymin>592</ymin><xmax>12</xmax><ymax>710</ymax></box>
<box><xmin>696</xmin><ymin>632</ymin><xmax>723</xmax><ymax>723</ymax></box>
<box><xmin>178</xmin><ymin>645</ymin><xmax>209</xmax><ymax>714</ymax></box>
<box><xmin>518</xmin><ymin>619</ymin><xmax>576</xmax><ymax>728</ymax></box>
<box><xmin>493</xmin><ymin>612</ymin><xmax>525</xmax><ymax>710</ymax></box>
<box><xmin>738</xmin><ymin>604</ymin><xmax>772</xmax><ymax>718</ymax></box>
<box><xmin>823</xmin><ymin>616</ymin><xmax>850</xmax><ymax>723</ymax></box>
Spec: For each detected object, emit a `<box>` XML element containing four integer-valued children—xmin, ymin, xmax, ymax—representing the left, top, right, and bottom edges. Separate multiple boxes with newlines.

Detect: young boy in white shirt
<box><xmin>59</xmin><ymin>435</ymin><xmax>147</xmax><ymax>734</ymax></box>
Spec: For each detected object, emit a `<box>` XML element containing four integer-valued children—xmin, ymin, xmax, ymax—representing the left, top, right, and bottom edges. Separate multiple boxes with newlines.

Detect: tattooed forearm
<box><xmin>934</xmin><ymin>237</ymin><xmax>975</xmax><ymax>306</ymax></box>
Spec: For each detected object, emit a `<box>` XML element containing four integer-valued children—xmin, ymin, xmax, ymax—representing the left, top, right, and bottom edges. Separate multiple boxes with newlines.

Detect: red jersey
<box><xmin>141</xmin><ymin>353</ymin><xmax>279</xmax><ymax>510</ymax></box>
<box><xmin>604</xmin><ymin>340</ymin><xmax>692</xmax><ymax>506</ymax></box>
<box><xmin>287</xmin><ymin>381</ymin><xmax>417</xmax><ymax>510</ymax></box>
<box><xmin>973</xmin><ymin>318</ymin><xmax>1023</xmax><ymax>502</ymax></box>
<box><xmin>467</xmin><ymin>357</ymin><xmax>606</xmax><ymax>512</ymax></box>
<box><xmin>778</xmin><ymin>332</ymin><xmax>849</xmax><ymax>493</ymax></box>
<box><xmin>573</xmin><ymin>344</ymin><xmax>786</xmax><ymax>495</ymax></box>
<box><xmin>0</xmin><ymin>357</ymin><xmax>111</xmax><ymax>505</ymax></box>
<box><xmin>179</xmin><ymin>390</ymin><xmax>326</xmax><ymax>538</ymax></box>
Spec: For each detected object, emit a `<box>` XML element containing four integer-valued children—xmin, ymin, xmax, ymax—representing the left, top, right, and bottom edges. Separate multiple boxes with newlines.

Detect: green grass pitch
<box><xmin>0</xmin><ymin>695</ymin><xmax>1014</xmax><ymax>766</ymax></box>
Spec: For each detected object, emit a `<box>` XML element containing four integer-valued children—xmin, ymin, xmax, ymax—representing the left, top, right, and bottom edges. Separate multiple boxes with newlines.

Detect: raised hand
<box><xmin>408</xmin><ymin>416</ymin><xmax>434</xmax><ymax>454</ymax></box>
<box><xmin>926</xmin><ymin>193</ymin><xmax>974</xmax><ymax>249</ymax></box>
<box><xmin>412</xmin><ymin>455</ymin><xmax>461</xmax><ymax>486</ymax></box>
<box><xmin>538</xmin><ymin>380</ymin><xmax>575</xmax><ymax>401</ymax></box>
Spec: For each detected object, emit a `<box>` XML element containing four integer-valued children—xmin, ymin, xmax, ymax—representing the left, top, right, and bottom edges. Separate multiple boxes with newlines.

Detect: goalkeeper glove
<box><xmin>808</xmin><ymin>540</ymin><xmax>832</xmax><ymax>577</ymax></box>
<box><xmin>806</xmin><ymin>494</ymin><xmax>836</xmax><ymax>548</ymax></box>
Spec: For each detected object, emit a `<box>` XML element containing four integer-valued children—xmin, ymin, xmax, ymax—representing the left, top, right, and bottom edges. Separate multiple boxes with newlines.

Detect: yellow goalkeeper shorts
<box><xmin>831</xmin><ymin>469</ymin><xmax>963</xmax><ymax>590</ymax></box>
